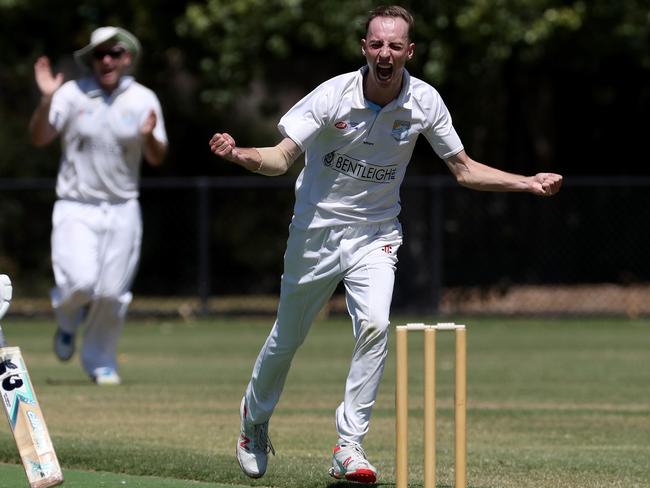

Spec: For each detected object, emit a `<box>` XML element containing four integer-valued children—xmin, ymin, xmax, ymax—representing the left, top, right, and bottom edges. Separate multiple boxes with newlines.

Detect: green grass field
<box><xmin>0</xmin><ymin>316</ymin><xmax>648</xmax><ymax>488</ymax></box>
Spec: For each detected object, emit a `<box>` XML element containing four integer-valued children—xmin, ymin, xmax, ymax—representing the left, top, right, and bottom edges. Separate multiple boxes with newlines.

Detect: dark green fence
<box><xmin>1</xmin><ymin>176</ymin><xmax>648</xmax><ymax>316</ymax></box>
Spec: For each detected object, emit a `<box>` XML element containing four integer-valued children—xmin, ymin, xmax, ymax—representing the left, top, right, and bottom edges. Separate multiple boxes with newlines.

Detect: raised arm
<box><xmin>444</xmin><ymin>150</ymin><xmax>562</xmax><ymax>197</ymax></box>
<box><xmin>29</xmin><ymin>56</ymin><xmax>63</xmax><ymax>147</ymax></box>
<box><xmin>209</xmin><ymin>133</ymin><xmax>302</xmax><ymax>176</ymax></box>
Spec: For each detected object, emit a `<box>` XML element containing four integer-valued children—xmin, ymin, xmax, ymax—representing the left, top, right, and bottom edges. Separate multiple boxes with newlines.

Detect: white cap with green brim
<box><xmin>74</xmin><ymin>26</ymin><xmax>141</xmax><ymax>71</ymax></box>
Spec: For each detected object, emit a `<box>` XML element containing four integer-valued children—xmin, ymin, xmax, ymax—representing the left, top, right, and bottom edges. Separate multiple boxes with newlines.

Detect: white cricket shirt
<box><xmin>279</xmin><ymin>66</ymin><xmax>463</xmax><ymax>229</ymax></box>
<box><xmin>49</xmin><ymin>76</ymin><xmax>167</xmax><ymax>203</ymax></box>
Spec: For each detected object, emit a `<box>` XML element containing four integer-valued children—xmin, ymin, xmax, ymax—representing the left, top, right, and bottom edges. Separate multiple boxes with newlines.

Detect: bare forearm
<box><xmin>28</xmin><ymin>96</ymin><xmax>57</xmax><ymax>147</ymax></box>
<box><xmin>445</xmin><ymin>150</ymin><xmax>562</xmax><ymax>196</ymax></box>
<box><xmin>209</xmin><ymin>134</ymin><xmax>300</xmax><ymax>176</ymax></box>
<box><xmin>224</xmin><ymin>147</ymin><xmax>291</xmax><ymax>176</ymax></box>
<box><xmin>453</xmin><ymin>159</ymin><xmax>530</xmax><ymax>192</ymax></box>
<box><xmin>226</xmin><ymin>147</ymin><xmax>266</xmax><ymax>173</ymax></box>
<box><xmin>143</xmin><ymin>134</ymin><xmax>167</xmax><ymax>166</ymax></box>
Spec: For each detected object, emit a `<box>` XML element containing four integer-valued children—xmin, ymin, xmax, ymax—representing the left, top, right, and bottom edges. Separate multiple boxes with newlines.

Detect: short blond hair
<box><xmin>365</xmin><ymin>5</ymin><xmax>414</xmax><ymax>39</ymax></box>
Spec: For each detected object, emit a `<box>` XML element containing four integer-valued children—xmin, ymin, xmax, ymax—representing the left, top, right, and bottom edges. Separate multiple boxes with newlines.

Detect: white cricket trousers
<box><xmin>245</xmin><ymin>219</ymin><xmax>402</xmax><ymax>445</ymax></box>
<box><xmin>50</xmin><ymin>199</ymin><xmax>142</xmax><ymax>375</ymax></box>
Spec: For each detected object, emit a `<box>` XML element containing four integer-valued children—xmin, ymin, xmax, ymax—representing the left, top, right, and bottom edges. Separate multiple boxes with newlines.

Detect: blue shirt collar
<box><xmin>76</xmin><ymin>75</ymin><xmax>134</xmax><ymax>101</ymax></box>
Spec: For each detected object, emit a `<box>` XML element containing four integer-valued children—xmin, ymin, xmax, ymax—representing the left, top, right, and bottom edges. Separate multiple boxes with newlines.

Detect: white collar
<box><xmin>352</xmin><ymin>66</ymin><xmax>412</xmax><ymax>111</ymax></box>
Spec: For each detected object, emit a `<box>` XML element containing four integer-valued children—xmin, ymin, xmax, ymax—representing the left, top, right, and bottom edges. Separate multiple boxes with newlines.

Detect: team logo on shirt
<box><xmin>391</xmin><ymin>120</ymin><xmax>411</xmax><ymax>141</ymax></box>
<box><xmin>335</xmin><ymin>121</ymin><xmax>348</xmax><ymax>129</ymax></box>
<box><xmin>322</xmin><ymin>151</ymin><xmax>397</xmax><ymax>183</ymax></box>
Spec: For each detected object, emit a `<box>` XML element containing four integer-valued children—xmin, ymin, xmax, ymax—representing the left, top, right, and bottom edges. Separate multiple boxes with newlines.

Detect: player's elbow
<box><xmin>453</xmin><ymin>170</ymin><xmax>474</xmax><ymax>189</ymax></box>
<box><xmin>145</xmin><ymin>148</ymin><xmax>166</xmax><ymax>167</ymax></box>
<box><xmin>265</xmin><ymin>164</ymin><xmax>290</xmax><ymax>176</ymax></box>
<box><xmin>143</xmin><ymin>137</ymin><xmax>167</xmax><ymax>166</ymax></box>
<box><xmin>30</xmin><ymin>137</ymin><xmax>47</xmax><ymax>148</ymax></box>
<box><xmin>29</xmin><ymin>131</ymin><xmax>49</xmax><ymax>147</ymax></box>
<box><xmin>256</xmin><ymin>145</ymin><xmax>296</xmax><ymax>176</ymax></box>
<box><xmin>451</xmin><ymin>161</ymin><xmax>484</xmax><ymax>189</ymax></box>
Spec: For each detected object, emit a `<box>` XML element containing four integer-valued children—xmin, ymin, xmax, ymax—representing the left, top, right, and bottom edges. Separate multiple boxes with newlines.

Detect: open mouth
<box><xmin>376</xmin><ymin>65</ymin><xmax>393</xmax><ymax>82</ymax></box>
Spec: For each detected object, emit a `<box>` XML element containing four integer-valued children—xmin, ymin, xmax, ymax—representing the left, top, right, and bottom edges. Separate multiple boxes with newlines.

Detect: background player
<box><xmin>29</xmin><ymin>26</ymin><xmax>168</xmax><ymax>385</ymax></box>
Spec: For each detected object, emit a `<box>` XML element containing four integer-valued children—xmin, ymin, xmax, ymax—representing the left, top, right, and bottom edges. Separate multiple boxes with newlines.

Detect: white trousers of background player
<box><xmin>50</xmin><ymin>199</ymin><xmax>142</xmax><ymax>375</ymax></box>
<box><xmin>245</xmin><ymin>219</ymin><xmax>402</xmax><ymax>445</ymax></box>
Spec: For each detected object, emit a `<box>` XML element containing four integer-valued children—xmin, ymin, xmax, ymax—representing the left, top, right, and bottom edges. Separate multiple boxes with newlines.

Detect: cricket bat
<box><xmin>0</xmin><ymin>274</ymin><xmax>64</xmax><ymax>487</ymax></box>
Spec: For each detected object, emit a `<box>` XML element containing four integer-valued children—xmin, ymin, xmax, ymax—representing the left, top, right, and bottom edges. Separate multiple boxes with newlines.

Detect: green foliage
<box><xmin>1</xmin><ymin>0</ymin><xmax>649</xmax><ymax>173</ymax></box>
<box><xmin>177</xmin><ymin>0</ymin><xmax>376</xmax><ymax>106</ymax></box>
<box><xmin>413</xmin><ymin>0</ymin><xmax>650</xmax><ymax>82</ymax></box>
<box><xmin>172</xmin><ymin>0</ymin><xmax>650</xmax><ymax>186</ymax></box>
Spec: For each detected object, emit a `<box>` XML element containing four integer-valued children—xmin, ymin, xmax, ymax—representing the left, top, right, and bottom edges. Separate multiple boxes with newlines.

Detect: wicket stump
<box><xmin>395</xmin><ymin>323</ymin><xmax>467</xmax><ymax>488</ymax></box>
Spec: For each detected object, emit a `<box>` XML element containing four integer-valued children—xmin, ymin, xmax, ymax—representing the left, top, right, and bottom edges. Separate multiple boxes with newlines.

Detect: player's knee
<box><xmin>94</xmin><ymin>290</ymin><xmax>119</xmax><ymax>302</ymax></box>
<box><xmin>92</xmin><ymin>293</ymin><xmax>127</xmax><ymax>314</ymax></box>
<box><xmin>275</xmin><ymin>336</ymin><xmax>306</xmax><ymax>354</ymax></box>
<box><xmin>266</xmin><ymin>332</ymin><xmax>306</xmax><ymax>356</ymax></box>
<box><xmin>91</xmin><ymin>293</ymin><xmax>131</xmax><ymax>320</ymax></box>
<box><xmin>68</xmin><ymin>281</ymin><xmax>95</xmax><ymax>304</ymax></box>
<box><xmin>358</xmin><ymin>319</ymin><xmax>389</xmax><ymax>345</ymax></box>
<box><xmin>365</xmin><ymin>316</ymin><xmax>390</xmax><ymax>332</ymax></box>
<box><xmin>95</xmin><ymin>288</ymin><xmax>132</xmax><ymax>304</ymax></box>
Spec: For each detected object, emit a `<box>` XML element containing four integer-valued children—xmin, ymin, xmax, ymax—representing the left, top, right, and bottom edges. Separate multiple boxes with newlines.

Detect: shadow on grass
<box><xmin>326</xmin><ymin>482</ymin><xmax>384</xmax><ymax>488</ymax></box>
<box><xmin>45</xmin><ymin>378</ymin><xmax>94</xmax><ymax>386</ymax></box>
<box><xmin>326</xmin><ymin>483</ymin><xmax>466</xmax><ymax>488</ymax></box>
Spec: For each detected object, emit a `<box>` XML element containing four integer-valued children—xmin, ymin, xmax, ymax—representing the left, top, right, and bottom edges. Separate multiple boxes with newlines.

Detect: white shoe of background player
<box><xmin>0</xmin><ymin>274</ymin><xmax>12</xmax><ymax>321</ymax></box>
<box><xmin>236</xmin><ymin>397</ymin><xmax>275</xmax><ymax>478</ymax></box>
<box><xmin>91</xmin><ymin>367</ymin><xmax>121</xmax><ymax>386</ymax></box>
<box><xmin>328</xmin><ymin>442</ymin><xmax>378</xmax><ymax>484</ymax></box>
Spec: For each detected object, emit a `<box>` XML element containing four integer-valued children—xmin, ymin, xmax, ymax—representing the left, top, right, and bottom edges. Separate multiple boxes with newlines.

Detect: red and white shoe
<box><xmin>328</xmin><ymin>442</ymin><xmax>378</xmax><ymax>484</ymax></box>
<box><xmin>236</xmin><ymin>397</ymin><xmax>274</xmax><ymax>478</ymax></box>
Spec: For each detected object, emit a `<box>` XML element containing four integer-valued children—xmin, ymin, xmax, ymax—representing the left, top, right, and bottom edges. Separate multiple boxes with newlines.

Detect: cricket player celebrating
<box><xmin>210</xmin><ymin>5</ymin><xmax>562</xmax><ymax>484</ymax></box>
<box><xmin>29</xmin><ymin>27</ymin><xmax>168</xmax><ymax>385</ymax></box>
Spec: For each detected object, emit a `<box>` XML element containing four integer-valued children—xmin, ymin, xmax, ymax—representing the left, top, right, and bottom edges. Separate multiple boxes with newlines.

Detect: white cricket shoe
<box><xmin>0</xmin><ymin>274</ymin><xmax>12</xmax><ymax>320</ymax></box>
<box><xmin>53</xmin><ymin>328</ymin><xmax>75</xmax><ymax>361</ymax></box>
<box><xmin>328</xmin><ymin>442</ymin><xmax>378</xmax><ymax>484</ymax></box>
<box><xmin>91</xmin><ymin>367</ymin><xmax>121</xmax><ymax>386</ymax></box>
<box><xmin>236</xmin><ymin>397</ymin><xmax>275</xmax><ymax>478</ymax></box>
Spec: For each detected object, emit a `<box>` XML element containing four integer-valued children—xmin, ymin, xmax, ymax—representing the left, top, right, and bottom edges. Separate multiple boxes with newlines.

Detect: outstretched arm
<box><xmin>209</xmin><ymin>133</ymin><xmax>302</xmax><ymax>176</ymax></box>
<box><xmin>445</xmin><ymin>150</ymin><xmax>562</xmax><ymax>197</ymax></box>
<box><xmin>29</xmin><ymin>56</ymin><xmax>64</xmax><ymax>147</ymax></box>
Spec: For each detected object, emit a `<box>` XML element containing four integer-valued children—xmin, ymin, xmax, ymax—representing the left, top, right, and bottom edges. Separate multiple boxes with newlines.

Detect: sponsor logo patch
<box><xmin>322</xmin><ymin>151</ymin><xmax>397</xmax><ymax>183</ymax></box>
